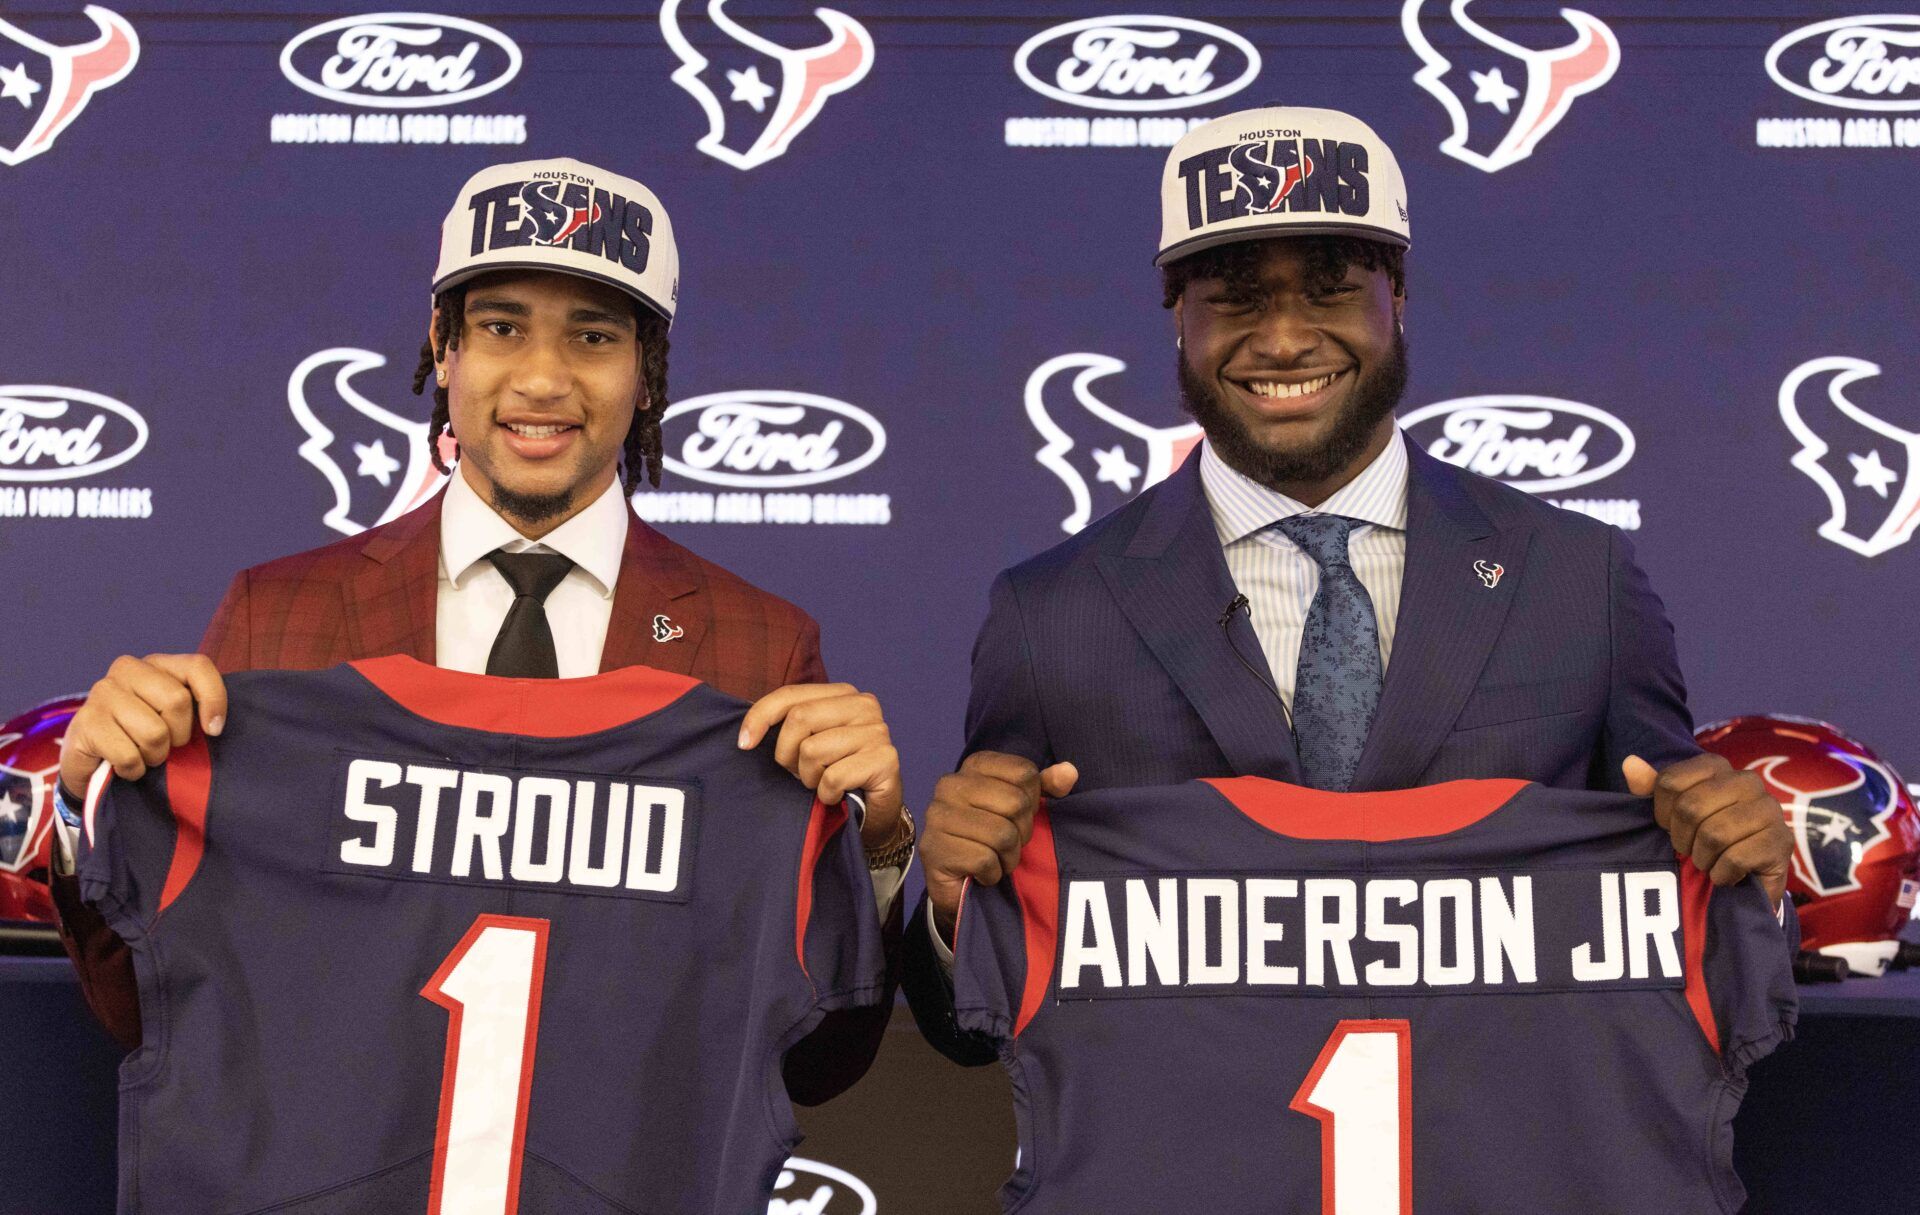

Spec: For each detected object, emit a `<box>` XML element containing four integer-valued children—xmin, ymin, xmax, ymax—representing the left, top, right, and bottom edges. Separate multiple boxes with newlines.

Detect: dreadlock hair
<box><xmin>1159</xmin><ymin>235</ymin><xmax>1406</xmax><ymax>310</ymax></box>
<box><xmin>409</xmin><ymin>284</ymin><xmax>672</xmax><ymax>493</ymax></box>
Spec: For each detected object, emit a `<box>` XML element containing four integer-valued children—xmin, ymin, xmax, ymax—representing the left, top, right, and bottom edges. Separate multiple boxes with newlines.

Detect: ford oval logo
<box><xmin>1013</xmin><ymin>15</ymin><xmax>1261</xmax><ymax>113</ymax></box>
<box><xmin>1398</xmin><ymin>396</ymin><xmax>1635</xmax><ymax>493</ymax></box>
<box><xmin>661</xmin><ymin>391</ymin><xmax>885</xmax><ymax>489</ymax></box>
<box><xmin>1765</xmin><ymin>16</ymin><xmax>1920</xmax><ymax>112</ymax></box>
<box><xmin>767</xmin><ymin>1157</ymin><xmax>877</xmax><ymax>1215</ymax></box>
<box><xmin>0</xmin><ymin>387</ymin><xmax>149</xmax><ymax>483</ymax></box>
<box><xmin>281</xmin><ymin>12</ymin><xmax>523</xmax><ymax>110</ymax></box>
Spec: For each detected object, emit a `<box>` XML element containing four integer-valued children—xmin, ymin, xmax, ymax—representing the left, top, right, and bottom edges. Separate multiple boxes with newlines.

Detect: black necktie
<box><xmin>485</xmin><ymin>551</ymin><xmax>574</xmax><ymax>678</ymax></box>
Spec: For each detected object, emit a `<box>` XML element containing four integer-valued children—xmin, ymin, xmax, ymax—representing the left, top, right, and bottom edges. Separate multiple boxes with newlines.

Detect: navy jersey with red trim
<box><xmin>77</xmin><ymin>656</ymin><xmax>887</xmax><ymax>1215</ymax></box>
<box><xmin>952</xmin><ymin>778</ymin><xmax>1797</xmax><ymax>1215</ymax></box>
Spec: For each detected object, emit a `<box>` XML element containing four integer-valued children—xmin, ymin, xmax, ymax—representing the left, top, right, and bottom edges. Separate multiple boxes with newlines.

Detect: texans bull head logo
<box><xmin>0</xmin><ymin>763</ymin><xmax>48</xmax><ymax>873</ymax></box>
<box><xmin>1026</xmin><ymin>354</ymin><xmax>1201</xmax><ymax>535</ymax></box>
<box><xmin>659</xmin><ymin>0</ymin><xmax>873</xmax><ymax>171</ymax></box>
<box><xmin>289</xmin><ymin>348</ymin><xmax>454</xmax><ymax>537</ymax></box>
<box><xmin>1402</xmin><ymin>0</ymin><xmax>1619</xmax><ymax>173</ymax></box>
<box><xmin>520</xmin><ymin>180</ymin><xmax>601</xmax><ymax>247</ymax></box>
<box><xmin>1232</xmin><ymin>140</ymin><xmax>1314</xmax><ymax>214</ymax></box>
<box><xmin>0</xmin><ymin>5</ymin><xmax>138</xmax><ymax>167</ymax></box>
<box><xmin>1748</xmin><ymin>751</ymin><xmax>1899</xmax><ymax>897</ymax></box>
<box><xmin>1778</xmin><ymin>357</ymin><xmax>1920</xmax><ymax>559</ymax></box>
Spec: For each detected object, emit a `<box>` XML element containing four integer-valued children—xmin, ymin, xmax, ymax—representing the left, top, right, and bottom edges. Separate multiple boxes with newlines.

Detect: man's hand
<box><xmin>61</xmin><ymin>654</ymin><xmax>228</xmax><ymax>795</ymax></box>
<box><xmin>922</xmin><ymin>752</ymin><xmax>1079</xmax><ymax>943</ymax></box>
<box><xmin>1624</xmin><ymin>753</ymin><xmax>1792</xmax><ymax>908</ymax></box>
<box><xmin>740</xmin><ymin>683</ymin><xmax>904</xmax><ymax>850</ymax></box>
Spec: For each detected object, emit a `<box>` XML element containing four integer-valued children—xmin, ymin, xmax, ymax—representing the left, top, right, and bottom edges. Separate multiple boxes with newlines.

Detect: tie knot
<box><xmin>1273</xmin><ymin>514</ymin><xmax>1360</xmax><ymax>569</ymax></box>
<box><xmin>489</xmin><ymin>551</ymin><xmax>574</xmax><ymax>603</ymax></box>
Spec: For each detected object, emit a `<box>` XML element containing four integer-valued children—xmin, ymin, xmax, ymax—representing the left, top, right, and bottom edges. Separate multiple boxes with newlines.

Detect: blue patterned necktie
<box><xmin>1274</xmin><ymin>514</ymin><xmax>1381</xmax><ymax>791</ymax></box>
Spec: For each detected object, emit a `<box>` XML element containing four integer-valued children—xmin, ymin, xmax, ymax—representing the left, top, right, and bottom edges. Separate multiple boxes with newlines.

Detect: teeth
<box><xmin>1247</xmin><ymin>373</ymin><xmax>1337</xmax><ymax>399</ymax></box>
<box><xmin>507</xmin><ymin>423</ymin><xmax>567</xmax><ymax>438</ymax></box>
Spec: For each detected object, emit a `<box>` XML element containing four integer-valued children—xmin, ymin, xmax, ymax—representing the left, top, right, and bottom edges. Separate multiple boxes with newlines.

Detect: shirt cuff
<box><xmin>868</xmin><ymin>863</ymin><xmax>907</xmax><ymax>917</ymax></box>
<box><xmin>929</xmin><ymin>899</ymin><xmax>956</xmax><ymax>970</ymax></box>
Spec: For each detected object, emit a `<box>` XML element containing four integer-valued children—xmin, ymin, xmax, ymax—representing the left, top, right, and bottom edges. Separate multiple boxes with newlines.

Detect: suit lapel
<box><xmin>601</xmin><ymin>518</ymin><xmax>708</xmax><ymax>675</ymax></box>
<box><xmin>1348</xmin><ymin>448</ymin><xmax>1530</xmax><ymax>791</ymax></box>
<box><xmin>1097</xmin><ymin>460</ymin><xmax>1301</xmax><ymax>782</ymax></box>
<box><xmin>347</xmin><ymin>496</ymin><xmax>441</xmax><ymax>664</ymax></box>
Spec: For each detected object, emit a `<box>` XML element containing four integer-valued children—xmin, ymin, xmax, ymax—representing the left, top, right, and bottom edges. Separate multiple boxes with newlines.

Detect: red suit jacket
<box><xmin>53</xmin><ymin>496</ymin><xmax>896</xmax><ymax>1103</ymax></box>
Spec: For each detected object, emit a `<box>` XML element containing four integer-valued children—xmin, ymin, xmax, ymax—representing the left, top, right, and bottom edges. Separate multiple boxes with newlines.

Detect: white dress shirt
<box><xmin>1199</xmin><ymin>430</ymin><xmax>1410</xmax><ymax>713</ymax></box>
<box><xmin>436</xmin><ymin>470</ymin><xmax>628</xmax><ymax>678</ymax></box>
<box><xmin>932</xmin><ymin>432</ymin><xmax>1413</xmax><ymax>965</ymax></box>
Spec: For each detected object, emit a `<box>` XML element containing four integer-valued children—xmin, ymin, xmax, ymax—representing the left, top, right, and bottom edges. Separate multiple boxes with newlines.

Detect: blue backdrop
<box><xmin>5</xmin><ymin>1</ymin><xmax>1916</xmax><ymax>807</ymax></box>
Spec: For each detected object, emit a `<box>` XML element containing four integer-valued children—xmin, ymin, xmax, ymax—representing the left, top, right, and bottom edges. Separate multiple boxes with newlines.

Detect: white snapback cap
<box><xmin>433</xmin><ymin>157</ymin><xmax>679</xmax><ymax>324</ymax></box>
<box><xmin>1156</xmin><ymin>106</ymin><xmax>1410</xmax><ymax>265</ymax></box>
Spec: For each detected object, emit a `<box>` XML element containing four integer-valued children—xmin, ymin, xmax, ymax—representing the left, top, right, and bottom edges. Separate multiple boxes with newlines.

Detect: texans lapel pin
<box><xmin>651</xmin><ymin>613</ymin><xmax>685</xmax><ymax>642</ymax></box>
<box><xmin>1473</xmin><ymin>559</ymin><xmax>1505</xmax><ymax>588</ymax></box>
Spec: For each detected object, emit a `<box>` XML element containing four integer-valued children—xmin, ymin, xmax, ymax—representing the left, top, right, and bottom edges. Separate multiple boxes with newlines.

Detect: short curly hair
<box><xmin>1160</xmin><ymin>235</ymin><xmax>1406</xmax><ymax>310</ymax></box>
<box><xmin>409</xmin><ymin>283</ymin><xmax>670</xmax><ymax>493</ymax></box>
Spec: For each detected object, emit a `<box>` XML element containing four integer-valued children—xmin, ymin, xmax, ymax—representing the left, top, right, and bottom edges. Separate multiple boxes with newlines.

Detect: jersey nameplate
<box><xmin>1055</xmin><ymin>866</ymin><xmax>1688</xmax><ymax>997</ymax></box>
<box><xmin>321</xmin><ymin>755</ymin><xmax>698</xmax><ymax>902</ymax></box>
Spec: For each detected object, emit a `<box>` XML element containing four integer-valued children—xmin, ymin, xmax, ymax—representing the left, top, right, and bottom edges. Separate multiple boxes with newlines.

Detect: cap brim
<box><xmin>1155</xmin><ymin>221</ymin><xmax>1410</xmax><ymax>267</ymax></box>
<box><xmin>431</xmin><ymin>261</ymin><xmax>674</xmax><ymax>325</ymax></box>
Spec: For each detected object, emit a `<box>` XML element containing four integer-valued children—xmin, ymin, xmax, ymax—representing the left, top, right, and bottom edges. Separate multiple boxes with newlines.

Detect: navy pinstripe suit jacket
<box><xmin>905</xmin><ymin>444</ymin><xmax>1703</xmax><ymax>1062</ymax></box>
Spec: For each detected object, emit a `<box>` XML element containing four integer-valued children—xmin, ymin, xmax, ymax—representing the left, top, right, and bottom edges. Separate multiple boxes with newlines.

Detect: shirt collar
<box><xmin>439</xmin><ymin>471</ymin><xmax>629</xmax><ymax>599</ymax></box>
<box><xmin>1199</xmin><ymin>426</ymin><xmax>1410</xmax><ymax>547</ymax></box>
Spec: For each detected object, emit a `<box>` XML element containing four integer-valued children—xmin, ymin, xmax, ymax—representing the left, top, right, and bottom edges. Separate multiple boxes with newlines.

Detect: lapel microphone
<box><xmin>1216</xmin><ymin>592</ymin><xmax>1289</xmax><ymax>726</ymax></box>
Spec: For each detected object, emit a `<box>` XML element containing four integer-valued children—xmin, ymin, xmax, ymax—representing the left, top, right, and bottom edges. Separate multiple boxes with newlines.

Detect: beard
<box><xmin>1177</xmin><ymin>330</ymin><xmax>1410</xmax><ymax>490</ymax></box>
<box><xmin>489</xmin><ymin>482</ymin><xmax>576</xmax><ymax>528</ymax></box>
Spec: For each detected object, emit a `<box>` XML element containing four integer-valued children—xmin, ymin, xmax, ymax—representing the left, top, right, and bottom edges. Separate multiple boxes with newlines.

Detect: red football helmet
<box><xmin>0</xmin><ymin>696</ymin><xmax>83</xmax><ymax>924</ymax></box>
<box><xmin>1696</xmin><ymin>715</ymin><xmax>1920</xmax><ymax>976</ymax></box>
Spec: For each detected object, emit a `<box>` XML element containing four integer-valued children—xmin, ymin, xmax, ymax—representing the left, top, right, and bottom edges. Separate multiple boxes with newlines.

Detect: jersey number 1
<box><xmin>420</xmin><ymin>914</ymin><xmax>552</xmax><ymax>1215</ymax></box>
<box><xmin>1289</xmin><ymin>1019</ymin><xmax>1413</xmax><ymax>1215</ymax></box>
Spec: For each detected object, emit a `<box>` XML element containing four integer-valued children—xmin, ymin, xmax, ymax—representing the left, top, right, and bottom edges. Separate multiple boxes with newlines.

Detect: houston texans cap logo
<box><xmin>0</xmin><ymin>5</ymin><xmax>138</xmax><ymax>167</ymax></box>
<box><xmin>659</xmin><ymin>0</ymin><xmax>874</xmax><ymax>172</ymax></box>
<box><xmin>1778</xmin><ymin>356</ymin><xmax>1920</xmax><ymax>559</ymax></box>
<box><xmin>1402</xmin><ymin>0</ymin><xmax>1620</xmax><ymax>174</ymax></box>
<box><xmin>1026</xmin><ymin>353</ymin><xmax>1201</xmax><ymax>534</ymax></box>
<box><xmin>288</xmin><ymin>348</ymin><xmax>452</xmax><ymax>537</ymax></box>
<box><xmin>1473</xmin><ymin>559</ymin><xmax>1504</xmax><ymax>587</ymax></box>
<box><xmin>651</xmin><ymin>614</ymin><xmax>685</xmax><ymax>643</ymax></box>
<box><xmin>1157</xmin><ymin>106</ymin><xmax>1410</xmax><ymax>266</ymax></box>
<box><xmin>436</xmin><ymin>157</ymin><xmax>679</xmax><ymax>325</ymax></box>
<box><xmin>1748</xmin><ymin>751</ymin><xmax>1899</xmax><ymax>897</ymax></box>
<box><xmin>519</xmin><ymin>182</ymin><xmax>600</xmax><ymax>247</ymax></box>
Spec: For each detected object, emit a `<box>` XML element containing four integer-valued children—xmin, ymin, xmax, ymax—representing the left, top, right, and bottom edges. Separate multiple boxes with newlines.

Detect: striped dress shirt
<box><xmin>1198</xmin><ymin>429</ymin><xmax>1411</xmax><ymax>717</ymax></box>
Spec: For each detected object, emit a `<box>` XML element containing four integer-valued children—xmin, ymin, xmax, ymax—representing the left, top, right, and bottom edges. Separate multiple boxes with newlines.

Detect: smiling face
<box><xmin>433</xmin><ymin>269</ymin><xmax>644</xmax><ymax>535</ymax></box>
<box><xmin>1171</xmin><ymin>237</ymin><xmax>1407</xmax><ymax>505</ymax></box>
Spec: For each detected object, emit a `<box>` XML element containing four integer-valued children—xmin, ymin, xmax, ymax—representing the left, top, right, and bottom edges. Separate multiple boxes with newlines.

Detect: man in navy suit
<box><xmin>905</xmin><ymin>106</ymin><xmax>1793</xmax><ymax>1061</ymax></box>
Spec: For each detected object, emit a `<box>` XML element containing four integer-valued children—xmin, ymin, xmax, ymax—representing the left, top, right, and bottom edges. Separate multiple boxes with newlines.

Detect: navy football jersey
<box><xmin>78</xmin><ymin>656</ymin><xmax>887</xmax><ymax>1215</ymax></box>
<box><xmin>952</xmin><ymin>778</ymin><xmax>1797</xmax><ymax>1214</ymax></box>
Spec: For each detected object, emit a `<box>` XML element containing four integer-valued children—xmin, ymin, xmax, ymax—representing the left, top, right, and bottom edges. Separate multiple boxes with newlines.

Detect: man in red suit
<box><xmin>48</xmin><ymin>158</ymin><xmax>911</xmax><ymax>1104</ymax></box>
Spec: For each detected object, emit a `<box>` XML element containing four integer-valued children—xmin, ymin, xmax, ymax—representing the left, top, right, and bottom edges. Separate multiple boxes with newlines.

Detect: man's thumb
<box><xmin>1622</xmin><ymin>754</ymin><xmax>1658</xmax><ymax>798</ymax></box>
<box><xmin>1040</xmin><ymin>762</ymin><xmax>1079</xmax><ymax>799</ymax></box>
